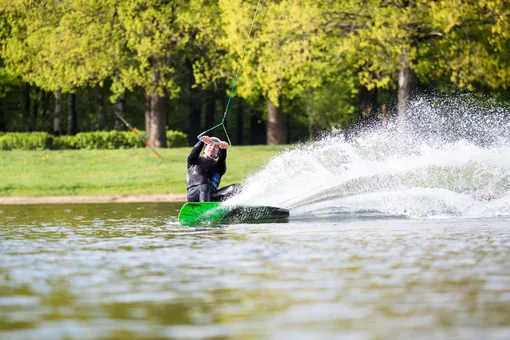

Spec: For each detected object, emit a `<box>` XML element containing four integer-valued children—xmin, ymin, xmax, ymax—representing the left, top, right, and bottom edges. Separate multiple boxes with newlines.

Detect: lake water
<box><xmin>2</xmin><ymin>94</ymin><xmax>510</xmax><ymax>339</ymax></box>
<box><xmin>1</xmin><ymin>202</ymin><xmax>510</xmax><ymax>340</ymax></box>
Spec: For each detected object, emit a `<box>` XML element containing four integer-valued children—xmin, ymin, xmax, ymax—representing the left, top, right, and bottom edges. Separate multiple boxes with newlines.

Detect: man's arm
<box><xmin>218</xmin><ymin>148</ymin><xmax>227</xmax><ymax>162</ymax></box>
<box><xmin>216</xmin><ymin>141</ymin><xmax>229</xmax><ymax>175</ymax></box>
<box><xmin>217</xmin><ymin>148</ymin><xmax>227</xmax><ymax>175</ymax></box>
<box><xmin>187</xmin><ymin>141</ymin><xmax>204</xmax><ymax>165</ymax></box>
<box><xmin>217</xmin><ymin>140</ymin><xmax>229</xmax><ymax>163</ymax></box>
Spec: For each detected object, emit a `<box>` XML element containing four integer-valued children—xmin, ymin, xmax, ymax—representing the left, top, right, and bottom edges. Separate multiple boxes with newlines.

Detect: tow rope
<box><xmin>197</xmin><ymin>0</ymin><xmax>262</xmax><ymax>146</ymax></box>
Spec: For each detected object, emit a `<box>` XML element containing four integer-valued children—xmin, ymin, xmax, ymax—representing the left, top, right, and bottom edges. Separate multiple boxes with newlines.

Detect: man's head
<box><xmin>204</xmin><ymin>137</ymin><xmax>221</xmax><ymax>159</ymax></box>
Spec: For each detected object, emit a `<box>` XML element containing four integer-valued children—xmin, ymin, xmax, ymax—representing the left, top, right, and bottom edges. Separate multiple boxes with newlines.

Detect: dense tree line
<box><xmin>0</xmin><ymin>0</ymin><xmax>508</xmax><ymax>146</ymax></box>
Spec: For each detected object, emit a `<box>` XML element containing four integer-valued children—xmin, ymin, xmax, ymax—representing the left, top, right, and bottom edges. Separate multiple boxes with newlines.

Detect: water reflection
<box><xmin>1</xmin><ymin>203</ymin><xmax>510</xmax><ymax>339</ymax></box>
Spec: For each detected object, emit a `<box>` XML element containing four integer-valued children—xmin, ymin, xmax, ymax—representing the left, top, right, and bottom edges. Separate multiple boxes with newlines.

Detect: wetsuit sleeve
<box><xmin>187</xmin><ymin>141</ymin><xmax>204</xmax><ymax>166</ymax></box>
<box><xmin>217</xmin><ymin>149</ymin><xmax>227</xmax><ymax>176</ymax></box>
<box><xmin>218</xmin><ymin>148</ymin><xmax>227</xmax><ymax>162</ymax></box>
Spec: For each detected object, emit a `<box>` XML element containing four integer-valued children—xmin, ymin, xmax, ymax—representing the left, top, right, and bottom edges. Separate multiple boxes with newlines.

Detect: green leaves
<box><xmin>0</xmin><ymin>0</ymin><xmax>508</xmax><ymax>136</ymax></box>
<box><xmin>1</xmin><ymin>0</ymin><xmax>119</xmax><ymax>92</ymax></box>
<box><xmin>0</xmin><ymin>130</ymin><xmax>188</xmax><ymax>150</ymax></box>
<box><xmin>217</xmin><ymin>0</ymin><xmax>327</xmax><ymax>106</ymax></box>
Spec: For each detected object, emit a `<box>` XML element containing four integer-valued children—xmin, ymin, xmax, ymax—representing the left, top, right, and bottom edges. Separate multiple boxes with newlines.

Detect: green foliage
<box><xmin>0</xmin><ymin>132</ymin><xmax>54</xmax><ymax>150</ymax></box>
<box><xmin>304</xmin><ymin>79</ymin><xmax>358</xmax><ymax>133</ymax></box>
<box><xmin>431</xmin><ymin>0</ymin><xmax>510</xmax><ymax>90</ymax></box>
<box><xmin>0</xmin><ymin>0</ymin><xmax>509</xmax><ymax>142</ymax></box>
<box><xmin>0</xmin><ymin>0</ymin><xmax>130</xmax><ymax>93</ymax></box>
<box><xmin>315</xmin><ymin>0</ymin><xmax>510</xmax><ymax>95</ymax></box>
<box><xmin>66</xmin><ymin>131</ymin><xmax>143</xmax><ymax>150</ymax></box>
<box><xmin>166</xmin><ymin>130</ymin><xmax>188</xmax><ymax>148</ymax></box>
<box><xmin>0</xmin><ymin>130</ymin><xmax>188</xmax><ymax>150</ymax></box>
<box><xmin>108</xmin><ymin>0</ymin><xmax>222</xmax><ymax>99</ymax></box>
<box><xmin>52</xmin><ymin>135</ymin><xmax>76</xmax><ymax>150</ymax></box>
<box><xmin>218</xmin><ymin>0</ymin><xmax>327</xmax><ymax>105</ymax></box>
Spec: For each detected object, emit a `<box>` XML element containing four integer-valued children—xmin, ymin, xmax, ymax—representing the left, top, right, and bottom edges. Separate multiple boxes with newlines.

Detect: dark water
<box><xmin>1</xmin><ymin>202</ymin><xmax>510</xmax><ymax>340</ymax></box>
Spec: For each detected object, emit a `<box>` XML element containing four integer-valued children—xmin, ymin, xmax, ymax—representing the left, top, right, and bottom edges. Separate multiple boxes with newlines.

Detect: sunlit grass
<box><xmin>0</xmin><ymin>145</ymin><xmax>287</xmax><ymax>196</ymax></box>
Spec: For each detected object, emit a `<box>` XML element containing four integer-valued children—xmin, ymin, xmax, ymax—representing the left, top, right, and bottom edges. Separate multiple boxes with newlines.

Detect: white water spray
<box><xmin>227</xmin><ymin>93</ymin><xmax>510</xmax><ymax>219</ymax></box>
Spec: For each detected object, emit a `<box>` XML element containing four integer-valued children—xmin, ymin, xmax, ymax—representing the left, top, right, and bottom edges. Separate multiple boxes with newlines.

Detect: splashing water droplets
<box><xmin>228</xmin><ymin>94</ymin><xmax>510</xmax><ymax>219</ymax></box>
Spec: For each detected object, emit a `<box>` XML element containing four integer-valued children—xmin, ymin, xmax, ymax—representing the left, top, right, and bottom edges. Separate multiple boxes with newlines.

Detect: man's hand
<box><xmin>219</xmin><ymin>141</ymin><xmax>230</xmax><ymax>149</ymax></box>
<box><xmin>199</xmin><ymin>136</ymin><xmax>211</xmax><ymax>144</ymax></box>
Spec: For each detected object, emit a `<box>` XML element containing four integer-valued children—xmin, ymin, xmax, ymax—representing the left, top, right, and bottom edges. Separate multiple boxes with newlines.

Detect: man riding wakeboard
<box><xmin>186</xmin><ymin>135</ymin><xmax>242</xmax><ymax>202</ymax></box>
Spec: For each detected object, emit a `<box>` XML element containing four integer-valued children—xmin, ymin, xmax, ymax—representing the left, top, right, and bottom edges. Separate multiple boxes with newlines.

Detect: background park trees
<box><xmin>0</xmin><ymin>0</ymin><xmax>508</xmax><ymax>145</ymax></box>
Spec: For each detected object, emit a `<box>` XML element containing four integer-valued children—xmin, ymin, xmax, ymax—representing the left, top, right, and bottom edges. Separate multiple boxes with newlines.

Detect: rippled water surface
<box><xmin>3</xmin><ymin>93</ymin><xmax>510</xmax><ymax>339</ymax></box>
<box><xmin>1</xmin><ymin>202</ymin><xmax>510</xmax><ymax>340</ymax></box>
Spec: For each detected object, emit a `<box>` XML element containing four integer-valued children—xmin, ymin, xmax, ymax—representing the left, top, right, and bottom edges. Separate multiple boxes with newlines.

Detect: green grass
<box><xmin>0</xmin><ymin>146</ymin><xmax>288</xmax><ymax>196</ymax></box>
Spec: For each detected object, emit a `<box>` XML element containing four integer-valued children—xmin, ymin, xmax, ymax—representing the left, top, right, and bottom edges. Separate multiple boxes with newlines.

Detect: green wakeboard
<box><xmin>178</xmin><ymin>202</ymin><xmax>289</xmax><ymax>226</ymax></box>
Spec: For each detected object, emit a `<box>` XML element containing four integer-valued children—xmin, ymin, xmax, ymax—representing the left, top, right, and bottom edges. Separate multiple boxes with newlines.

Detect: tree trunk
<box><xmin>145</xmin><ymin>95</ymin><xmax>152</xmax><ymax>139</ymax></box>
<box><xmin>67</xmin><ymin>93</ymin><xmax>77</xmax><ymax>135</ymax></box>
<box><xmin>236</xmin><ymin>101</ymin><xmax>244</xmax><ymax>145</ymax></box>
<box><xmin>398</xmin><ymin>53</ymin><xmax>417</xmax><ymax>118</ymax></box>
<box><xmin>113</xmin><ymin>93</ymin><xmax>125</xmax><ymax>130</ymax></box>
<box><xmin>147</xmin><ymin>67</ymin><xmax>167</xmax><ymax>148</ymax></box>
<box><xmin>358</xmin><ymin>84</ymin><xmax>377</xmax><ymax>125</ymax></box>
<box><xmin>53</xmin><ymin>89</ymin><xmax>62</xmax><ymax>136</ymax></box>
<box><xmin>266</xmin><ymin>96</ymin><xmax>286</xmax><ymax>145</ymax></box>
<box><xmin>148</xmin><ymin>93</ymin><xmax>167</xmax><ymax>148</ymax></box>
<box><xmin>187</xmin><ymin>59</ymin><xmax>201</xmax><ymax>145</ymax></box>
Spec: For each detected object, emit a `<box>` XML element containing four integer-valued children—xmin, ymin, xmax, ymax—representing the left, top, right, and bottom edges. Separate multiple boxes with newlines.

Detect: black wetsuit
<box><xmin>186</xmin><ymin>141</ymin><xmax>241</xmax><ymax>202</ymax></box>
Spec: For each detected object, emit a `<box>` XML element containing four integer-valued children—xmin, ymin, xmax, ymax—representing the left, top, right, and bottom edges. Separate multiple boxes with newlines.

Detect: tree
<box><xmin>326</xmin><ymin>0</ymin><xmax>510</xmax><ymax>119</ymax></box>
<box><xmin>114</xmin><ymin>0</ymin><xmax>226</xmax><ymax>147</ymax></box>
<box><xmin>179</xmin><ymin>0</ymin><xmax>225</xmax><ymax>144</ymax></box>
<box><xmin>219</xmin><ymin>0</ymin><xmax>326</xmax><ymax>144</ymax></box>
<box><xmin>1</xmin><ymin>0</ymin><xmax>121</xmax><ymax>133</ymax></box>
<box><xmin>421</xmin><ymin>0</ymin><xmax>510</xmax><ymax>91</ymax></box>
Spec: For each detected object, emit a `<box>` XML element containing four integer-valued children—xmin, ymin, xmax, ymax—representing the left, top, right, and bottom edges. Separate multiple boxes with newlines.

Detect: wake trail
<box><xmin>227</xmin><ymin>93</ymin><xmax>510</xmax><ymax>219</ymax></box>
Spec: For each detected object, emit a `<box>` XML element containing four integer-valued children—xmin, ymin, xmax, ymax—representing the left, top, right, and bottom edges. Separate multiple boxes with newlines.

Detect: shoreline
<box><xmin>0</xmin><ymin>194</ymin><xmax>187</xmax><ymax>205</ymax></box>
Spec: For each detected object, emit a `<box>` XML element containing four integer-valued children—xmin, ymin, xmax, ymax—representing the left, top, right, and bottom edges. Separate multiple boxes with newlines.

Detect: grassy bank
<box><xmin>0</xmin><ymin>145</ymin><xmax>287</xmax><ymax>196</ymax></box>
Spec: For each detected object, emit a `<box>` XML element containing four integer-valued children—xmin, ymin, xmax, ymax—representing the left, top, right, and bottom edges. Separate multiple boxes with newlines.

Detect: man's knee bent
<box><xmin>198</xmin><ymin>184</ymin><xmax>212</xmax><ymax>202</ymax></box>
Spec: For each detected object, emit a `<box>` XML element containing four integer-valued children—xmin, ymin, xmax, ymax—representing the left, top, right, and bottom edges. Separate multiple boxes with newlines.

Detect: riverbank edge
<box><xmin>0</xmin><ymin>194</ymin><xmax>187</xmax><ymax>205</ymax></box>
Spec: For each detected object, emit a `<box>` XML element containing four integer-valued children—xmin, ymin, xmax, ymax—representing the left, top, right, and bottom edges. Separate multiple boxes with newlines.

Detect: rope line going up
<box><xmin>197</xmin><ymin>0</ymin><xmax>262</xmax><ymax>146</ymax></box>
